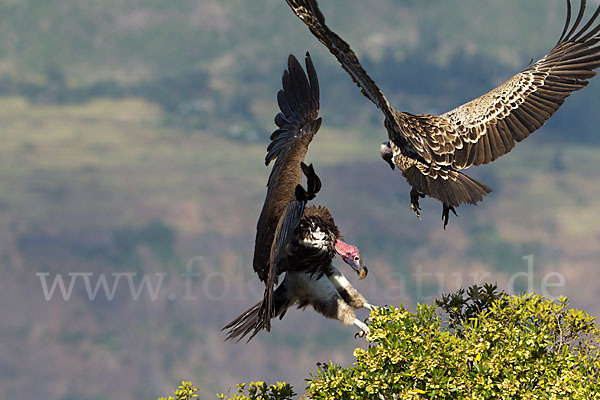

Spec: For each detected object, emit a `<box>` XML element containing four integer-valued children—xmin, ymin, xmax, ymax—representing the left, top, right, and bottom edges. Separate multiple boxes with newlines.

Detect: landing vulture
<box><xmin>224</xmin><ymin>53</ymin><xmax>373</xmax><ymax>342</ymax></box>
<box><xmin>286</xmin><ymin>0</ymin><xmax>600</xmax><ymax>227</ymax></box>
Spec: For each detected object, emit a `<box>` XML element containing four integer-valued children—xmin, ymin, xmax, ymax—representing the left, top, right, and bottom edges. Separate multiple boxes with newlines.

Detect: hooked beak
<box><xmin>384</xmin><ymin>158</ymin><xmax>395</xmax><ymax>170</ymax></box>
<box><xmin>344</xmin><ymin>256</ymin><xmax>368</xmax><ymax>279</ymax></box>
<box><xmin>380</xmin><ymin>142</ymin><xmax>395</xmax><ymax>170</ymax></box>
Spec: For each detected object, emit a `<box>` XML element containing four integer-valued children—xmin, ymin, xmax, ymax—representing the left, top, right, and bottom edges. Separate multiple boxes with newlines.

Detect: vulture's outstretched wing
<box><xmin>253</xmin><ymin>53</ymin><xmax>321</xmax><ymax>283</ymax></box>
<box><xmin>285</xmin><ymin>0</ymin><xmax>397</xmax><ymax>124</ymax></box>
<box><xmin>430</xmin><ymin>0</ymin><xmax>600</xmax><ymax>170</ymax></box>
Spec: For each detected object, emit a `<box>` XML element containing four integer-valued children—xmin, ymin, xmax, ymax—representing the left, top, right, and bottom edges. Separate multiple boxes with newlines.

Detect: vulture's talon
<box><xmin>410</xmin><ymin>203</ymin><xmax>422</xmax><ymax>219</ymax></box>
<box><xmin>442</xmin><ymin>204</ymin><xmax>458</xmax><ymax>229</ymax></box>
<box><xmin>410</xmin><ymin>189</ymin><xmax>425</xmax><ymax>219</ymax></box>
<box><xmin>353</xmin><ymin>318</ymin><xmax>370</xmax><ymax>339</ymax></box>
<box><xmin>354</xmin><ymin>329</ymin><xmax>368</xmax><ymax>339</ymax></box>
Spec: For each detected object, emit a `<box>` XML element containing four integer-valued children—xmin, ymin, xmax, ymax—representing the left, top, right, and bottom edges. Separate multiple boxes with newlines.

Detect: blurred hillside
<box><xmin>3</xmin><ymin>0</ymin><xmax>600</xmax><ymax>142</ymax></box>
<box><xmin>1</xmin><ymin>1</ymin><xmax>599</xmax><ymax>399</ymax></box>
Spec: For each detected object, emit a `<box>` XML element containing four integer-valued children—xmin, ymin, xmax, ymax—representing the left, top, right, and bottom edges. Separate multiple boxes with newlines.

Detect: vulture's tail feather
<box><xmin>223</xmin><ymin>300</ymin><xmax>264</xmax><ymax>342</ymax></box>
<box><xmin>223</xmin><ymin>284</ymin><xmax>291</xmax><ymax>342</ymax></box>
<box><xmin>403</xmin><ymin>166</ymin><xmax>492</xmax><ymax>208</ymax></box>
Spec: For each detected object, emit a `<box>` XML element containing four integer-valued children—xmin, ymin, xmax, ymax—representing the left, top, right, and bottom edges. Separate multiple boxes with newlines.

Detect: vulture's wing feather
<box><xmin>412</xmin><ymin>0</ymin><xmax>600</xmax><ymax>170</ymax></box>
<box><xmin>286</xmin><ymin>0</ymin><xmax>397</xmax><ymax>125</ymax></box>
<box><xmin>268</xmin><ymin>163</ymin><xmax>321</xmax><ymax>276</ymax></box>
<box><xmin>253</xmin><ymin>53</ymin><xmax>322</xmax><ymax>284</ymax></box>
<box><xmin>257</xmin><ymin>198</ymin><xmax>304</xmax><ymax>333</ymax></box>
<box><xmin>259</xmin><ymin>164</ymin><xmax>321</xmax><ymax>330</ymax></box>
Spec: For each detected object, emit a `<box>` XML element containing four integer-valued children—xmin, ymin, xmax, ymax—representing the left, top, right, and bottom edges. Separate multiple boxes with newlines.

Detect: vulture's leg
<box><xmin>353</xmin><ymin>318</ymin><xmax>370</xmax><ymax>338</ymax></box>
<box><xmin>327</xmin><ymin>266</ymin><xmax>374</xmax><ymax>311</ymax></box>
<box><xmin>410</xmin><ymin>187</ymin><xmax>425</xmax><ymax>219</ymax></box>
<box><xmin>288</xmin><ymin>272</ymin><xmax>366</xmax><ymax>335</ymax></box>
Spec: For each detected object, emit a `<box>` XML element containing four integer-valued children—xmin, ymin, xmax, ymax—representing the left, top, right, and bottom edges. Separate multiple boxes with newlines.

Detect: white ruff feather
<box><xmin>300</xmin><ymin>226</ymin><xmax>329</xmax><ymax>250</ymax></box>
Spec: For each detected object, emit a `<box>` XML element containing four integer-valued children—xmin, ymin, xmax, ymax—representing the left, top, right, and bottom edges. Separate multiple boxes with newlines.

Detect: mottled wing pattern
<box><xmin>393</xmin><ymin>112</ymin><xmax>461</xmax><ymax>166</ymax></box>
<box><xmin>285</xmin><ymin>0</ymin><xmax>397</xmax><ymax>124</ymax></box>
<box><xmin>253</xmin><ymin>53</ymin><xmax>321</xmax><ymax>281</ymax></box>
<box><xmin>436</xmin><ymin>0</ymin><xmax>600</xmax><ymax>170</ymax></box>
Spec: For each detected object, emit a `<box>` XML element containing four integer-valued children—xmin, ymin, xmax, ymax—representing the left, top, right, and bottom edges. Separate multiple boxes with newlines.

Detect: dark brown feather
<box><xmin>254</xmin><ymin>53</ymin><xmax>321</xmax><ymax>283</ymax></box>
<box><xmin>285</xmin><ymin>0</ymin><xmax>397</xmax><ymax>124</ymax></box>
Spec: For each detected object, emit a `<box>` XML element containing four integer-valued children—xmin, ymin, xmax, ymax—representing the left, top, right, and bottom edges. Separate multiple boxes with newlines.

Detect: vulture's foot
<box><xmin>442</xmin><ymin>203</ymin><xmax>458</xmax><ymax>229</ymax></box>
<box><xmin>362</xmin><ymin>304</ymin><xmax>377</xmax><ymax>325</ymax></box>
<box><xmin>353</xmin><ymin>318</ymin><xmax>370</xmax><ymax>339</ymax></box>
<box><xmin>410</xmin><ymin>188</ymin><xmax>425</xmax><ymax>219</ymax></box>
<box><xmin>363</xmin><ymin>303</ymin><xmax>375</xmax><ymax>312</ymax></box>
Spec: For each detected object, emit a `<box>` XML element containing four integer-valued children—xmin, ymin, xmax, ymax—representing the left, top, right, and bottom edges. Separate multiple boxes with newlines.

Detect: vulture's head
<box><xmin>335</xmin><ymin>239</ymin><xmax>368</xmax><ymax>279</ymax></box>
<box><xmin>380</xmin><ymin>141</ymin><xmax>395</xmax><ymax>170</ymax></box>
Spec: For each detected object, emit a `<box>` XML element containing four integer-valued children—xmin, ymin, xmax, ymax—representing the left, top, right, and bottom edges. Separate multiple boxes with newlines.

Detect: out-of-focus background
<box><xmin>1</xmin><ymin>0</ymin><xmax>599</xmax><ymax>398</ymax></box>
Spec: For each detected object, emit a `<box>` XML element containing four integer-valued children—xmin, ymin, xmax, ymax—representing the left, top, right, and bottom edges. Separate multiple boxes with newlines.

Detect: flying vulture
<box><xmin>286</xmin><ymin>0</ymin><xmax>600</xmax><ymax>227</ymax></box>
<box><xmin>224</xmin><ymin>53</ymin><xmax>373</xmax><ymax>342</ymax></box>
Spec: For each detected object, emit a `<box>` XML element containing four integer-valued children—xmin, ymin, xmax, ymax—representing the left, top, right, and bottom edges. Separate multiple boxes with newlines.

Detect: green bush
<box><xmin>309</xmin><ymin>293</ymin><xmax>599</xmax><ymax>399</ymax></box>
<box><xmin>159</xmin><ymin>381</ymin><xmax>199</xmax><ymax>400</ymax></box>
<box><xmin>216</xmin><ymin>382</ymin><xmax>296</xmax><ymax>400</ymax></box>
<box><xmin>160</xmin><ymin>381</ymin><xmax>296</xmax><ymax>400</ymax></box>
<box><xmin>161</xmin><ymin>290</ymin><xmax>600</xmax><ymax>399</ymax></box>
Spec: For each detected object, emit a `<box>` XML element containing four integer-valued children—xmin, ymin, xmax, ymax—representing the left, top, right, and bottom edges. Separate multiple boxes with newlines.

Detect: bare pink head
<box><xmin>335</xmin><ymin>239</ymin><xmax>368</xmax><ymax>279</ymax></box>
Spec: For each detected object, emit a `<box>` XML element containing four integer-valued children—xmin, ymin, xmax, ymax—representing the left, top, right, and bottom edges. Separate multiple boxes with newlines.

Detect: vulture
<box><xmin>224</xmin><ymin>53</ymin><xmax>373</xmax><ymax>342</ymax></box>
<box><xmin>286</xmin><ymin>0</ymin><xmax>600</xmax><ymax>227</ymax></box>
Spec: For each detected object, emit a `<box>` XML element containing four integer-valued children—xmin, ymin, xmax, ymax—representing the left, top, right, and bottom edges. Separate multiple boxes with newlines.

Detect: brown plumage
<box><xmin>286</xmin><ymin>0</ymin><xmax>600</xmax><ymax>226</ymax></box>
<box><xmin>224</xmin><ymin>53</ymin><xmax>371</xmax><ymax>342</ymax></box>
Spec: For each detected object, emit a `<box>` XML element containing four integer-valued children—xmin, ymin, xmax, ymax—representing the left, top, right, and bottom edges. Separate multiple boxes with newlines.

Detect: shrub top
<box><xmin>309</xmin><ymin>293</ymin><xmax>600</xmax><ymax>399</ymax></box>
